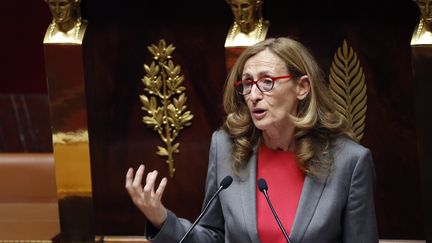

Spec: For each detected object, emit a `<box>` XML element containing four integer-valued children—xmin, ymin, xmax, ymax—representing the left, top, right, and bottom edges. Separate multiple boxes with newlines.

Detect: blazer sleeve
<box><xmin>342</xmin><ymin>149</ymin><xmax>379</xmax><ymax>242</ymax></box>
<box><xmin>147</xmin><ymin>131</ymin><xmax>225</xmax><ymax>243</ymax></box>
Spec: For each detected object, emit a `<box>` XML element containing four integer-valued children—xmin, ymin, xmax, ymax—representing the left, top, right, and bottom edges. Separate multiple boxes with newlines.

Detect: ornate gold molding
<box><xmin>329</xmin><ymin>40</ymin><xmax>367</xmax><ymax>141</ymax></box>
<box><xmin>140</xmin><ymin>40</ymin><xmax>194</xmax><ymax>178</ymax></box>
<box><xmin>52</xmin><ymin>130</ymin><xmax>88</xmax><ymax>144</ymax></box>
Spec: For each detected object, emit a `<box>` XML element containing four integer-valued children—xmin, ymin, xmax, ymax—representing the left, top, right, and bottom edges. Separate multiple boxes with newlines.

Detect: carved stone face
<box><xmin>227</xmin><ymin>0</ymin><xmax>259</xmax><ymax>31</ymax></box>
<box><xmin>416</xmin><ymin>0</ymin><xmax>432</xmax><ymax>26</ymax></box>
<box><xmin>46</xmin><ymin>0</ymin><xmax>76</xmax><ymax>24</ymax></box>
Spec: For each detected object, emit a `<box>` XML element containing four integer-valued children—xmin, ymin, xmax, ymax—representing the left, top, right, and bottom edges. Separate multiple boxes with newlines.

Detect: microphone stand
<box><xmin>178</xmin><ymin>176</ymin><xmax>232</xmax><ymax>243</ymax></box>
<box><xmin>258</xmin><ymin>178</ymin><xmax>292</xmax><ymax>243</ymax></box>
<box><xmin>261</xmin><ymin>189</ymin><xmax>292</xmax><ymax>243</ymax></box>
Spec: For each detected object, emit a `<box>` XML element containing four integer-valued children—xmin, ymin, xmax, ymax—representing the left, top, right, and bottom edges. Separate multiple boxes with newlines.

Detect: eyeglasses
<box><xmin>233</xmin><ymin>75</ymin><xmax>294</xmax><ymax>95</ymax></box>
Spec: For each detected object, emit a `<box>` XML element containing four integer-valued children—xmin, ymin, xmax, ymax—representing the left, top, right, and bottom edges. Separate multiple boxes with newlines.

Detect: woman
<box><xmin>125</xmin><ymin>37</ymin><xmax>378</xmax><ymax>242</ymax></box>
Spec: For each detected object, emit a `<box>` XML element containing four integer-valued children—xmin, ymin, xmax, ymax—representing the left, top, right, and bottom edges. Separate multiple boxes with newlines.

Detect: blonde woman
<box><xmin>126</xmin><ymin>37</ymin><xmax>378</xmax><ymax>242</ymax></box>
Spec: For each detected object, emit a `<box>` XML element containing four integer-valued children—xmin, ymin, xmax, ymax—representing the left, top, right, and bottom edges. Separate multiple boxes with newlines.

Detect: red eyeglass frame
<box><xmin>233</xmin><ymin>74</ymin><xmax>294</xmax><ymax>93</ymax></box>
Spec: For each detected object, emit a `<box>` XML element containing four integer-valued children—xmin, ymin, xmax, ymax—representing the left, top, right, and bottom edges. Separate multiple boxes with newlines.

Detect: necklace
<box><xmin>48</xmin><ymin>17</ymin><xmax>82</xmax><ymax>41</ymax></box>
<box><xmin>229</xmin><ymin>18</ymin><xmax>264</xmax><ymax>42</ymax></box>
<box><xmin>416</xmin><ymin>18</ymin><xmax>424</xmax><ymax>40</ymax></box>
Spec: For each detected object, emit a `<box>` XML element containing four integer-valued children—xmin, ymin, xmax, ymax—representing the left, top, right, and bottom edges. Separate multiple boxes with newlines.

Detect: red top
<box><xmin>256</xmin><ymin>144</ymin><xmax>305</xmax><ymax>243</ymax></box>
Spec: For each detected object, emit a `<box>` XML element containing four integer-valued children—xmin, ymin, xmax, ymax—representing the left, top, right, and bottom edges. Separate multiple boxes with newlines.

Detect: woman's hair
<box><xmin>223</xmin><ymin>37</ymin><xmax>355</xmax><ymax>178</ymax></box>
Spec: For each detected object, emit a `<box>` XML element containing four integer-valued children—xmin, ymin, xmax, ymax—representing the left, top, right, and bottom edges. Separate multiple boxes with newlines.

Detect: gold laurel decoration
<box><xmin>140</xmin><ymin>39</ymin><xmax>194</xmax><ymax>178</ymax></box>
<box><xmin>329</xmin><ymin>40</ymin><xmax>367</xmax><ymax>141</ymax></box>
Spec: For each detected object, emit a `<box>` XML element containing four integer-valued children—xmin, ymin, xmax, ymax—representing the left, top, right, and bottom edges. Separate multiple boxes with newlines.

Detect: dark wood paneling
<box><xmin>0</xmin><ymin>94</ymin><xmax>52</xmax><ymax>152</ymax></box>
<box><xmin>0</xmin><ymin>2</ymin><xmax>51</xmax><ymax>93</ymax></box>
<box><xmin>412</xmin><ymin>47</ymin><xmax>432</xmax><ymax>241</ymax></box>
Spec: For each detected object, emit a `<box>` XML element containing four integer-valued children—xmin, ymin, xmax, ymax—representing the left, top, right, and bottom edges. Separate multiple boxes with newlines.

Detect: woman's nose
<box><xmin>249</xmin><ymin>84</ymin><xmax>263</xmax><ymax>103</ymax></box>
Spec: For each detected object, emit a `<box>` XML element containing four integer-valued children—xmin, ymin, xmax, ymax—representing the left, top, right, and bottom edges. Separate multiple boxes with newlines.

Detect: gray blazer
<box><xmin>149</xmin><ymin>129</ymin><xmax>378</xmax><ymax>243</ymax></box>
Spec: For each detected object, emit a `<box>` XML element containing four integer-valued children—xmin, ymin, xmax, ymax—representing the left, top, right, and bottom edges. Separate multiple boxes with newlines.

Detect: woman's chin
<box><xmin>252</xmin><ymin>120</ymin><xmax>269</xmax><ymax>131</ymax></box>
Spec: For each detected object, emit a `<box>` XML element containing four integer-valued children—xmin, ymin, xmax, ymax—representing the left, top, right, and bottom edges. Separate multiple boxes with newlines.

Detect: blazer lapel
<box><xmin>290</xmin><ymin>175</ymin><xmax>328</xmax><ymax>243</ymax></box>
<box><xmin>239</xmin><ymin>148</ymin><xmax>260</xmax><ymax>243</ymax></box>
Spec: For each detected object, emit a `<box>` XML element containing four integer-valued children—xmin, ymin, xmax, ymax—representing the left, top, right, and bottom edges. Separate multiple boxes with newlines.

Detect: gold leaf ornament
<box><xmin>140</xmin><ymin>39</ymin><xmax>194</xmax><ymax>177</ymax></box>
<box><xmin>329</xmin><ymin>40</ymin><xmax>367</xmax><ymax>141</ymax></box>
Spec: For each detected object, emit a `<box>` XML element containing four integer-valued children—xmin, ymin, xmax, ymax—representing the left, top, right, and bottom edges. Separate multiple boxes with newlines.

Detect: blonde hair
<box><xmin>223</xmin><ymin>37</ymin><xmax>355</xmax><ymax>178</ymax></box>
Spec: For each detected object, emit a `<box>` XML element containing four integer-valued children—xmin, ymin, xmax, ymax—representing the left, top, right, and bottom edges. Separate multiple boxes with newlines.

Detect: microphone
<box><xmin>257</xmin><ymin>178</ymin><xmax>292</xmax><ymax>243</ymax></box>
<box><xmin>178</xmin><ymin>175</ymin><xmax>233</xmax><ymax>243</ymax></box>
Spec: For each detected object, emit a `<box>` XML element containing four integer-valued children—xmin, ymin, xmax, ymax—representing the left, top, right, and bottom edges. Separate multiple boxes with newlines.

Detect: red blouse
<box><xmin>256</xmin><ymin>144</ymin><xmax>305</xmax><ymax>243</ymax></box>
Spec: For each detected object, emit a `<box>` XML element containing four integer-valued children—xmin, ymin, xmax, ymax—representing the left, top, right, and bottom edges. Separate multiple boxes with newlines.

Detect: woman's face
<box><xmin>242</xmin><ymin>49</ymin><xmax>309</xmax><ymax>133</ymax></box>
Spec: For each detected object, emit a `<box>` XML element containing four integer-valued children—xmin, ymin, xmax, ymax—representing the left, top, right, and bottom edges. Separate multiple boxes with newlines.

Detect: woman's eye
<box><xmin>242</xmin><ymin>80</ymin><xmax>253</xmax><ymax>85</ymax></box>
<box><xmin>261</xmin><ymin>78</ymin><xmax>273</xmax><ymax>85</ymax></box>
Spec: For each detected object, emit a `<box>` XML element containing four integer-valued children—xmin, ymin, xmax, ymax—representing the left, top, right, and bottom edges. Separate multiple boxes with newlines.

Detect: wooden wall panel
<box><xmin>0</xmin><ymin>2</ymin><xmax>50</xmax><ymax>93</ymax></box>
<box><xmin>0</xmin><ymin>94</ymin><xmax>52</xmax><ymax>152</ymax></box>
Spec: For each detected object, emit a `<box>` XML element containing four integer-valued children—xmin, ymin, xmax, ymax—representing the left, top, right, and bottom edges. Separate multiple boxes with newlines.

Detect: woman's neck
<box><xmin>262</xmin><ymin>125</ymin><xmax>295</xmax><ymax>151</ymax></box>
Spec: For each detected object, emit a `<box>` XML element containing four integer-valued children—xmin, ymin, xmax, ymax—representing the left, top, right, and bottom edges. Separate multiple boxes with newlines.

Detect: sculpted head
<box><xmin>226</xmin><ymin>0</ymin><xmax>263</xmax><ymax>33</ymax></box>
<box><xmin>45</xmin><ymin>0</ymin><xmax>81</xmax><ymax>26</ymax></box>
<box><xmin>414</xmin><ymin>0</ymin><xmax>432</xmax><ymax>31</ymax></box>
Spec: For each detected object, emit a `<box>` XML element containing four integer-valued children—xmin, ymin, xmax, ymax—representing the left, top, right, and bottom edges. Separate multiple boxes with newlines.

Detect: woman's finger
<box><xmin>155</xmin><ymin>177</ymin><xmax>167</xmax><ymax>201</ymax></box>
<box><xmin>125</xmin><ymin>168</ymin><xmax>133</xmax><ymax>189</ymax></box>
<box><xmin>132</xmin><ymin>164</ymin><xmax>145</xmax><ymax>188</ymax></box>
<box><xmin>143</xmin><ymin>170</ymin><xmax>158</xmax><ymax>197</ymax></box>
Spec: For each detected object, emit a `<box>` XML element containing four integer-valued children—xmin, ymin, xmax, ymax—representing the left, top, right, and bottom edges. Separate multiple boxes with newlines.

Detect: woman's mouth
<box><xmin>252</xmin><ymin>108</ymin><xmax>267</xmax><ymax>120</ymax></box>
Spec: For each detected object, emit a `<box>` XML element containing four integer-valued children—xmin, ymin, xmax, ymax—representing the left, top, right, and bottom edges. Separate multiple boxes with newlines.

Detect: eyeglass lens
<box><xmin>238</xmin><ymin>77</ymin><xmax>274</xmax><ymax>95</ymax></box>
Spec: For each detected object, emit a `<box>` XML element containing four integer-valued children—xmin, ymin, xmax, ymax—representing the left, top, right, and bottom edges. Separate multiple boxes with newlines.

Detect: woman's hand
<box><xmin>125</xmin><ymin>165</ymin><xmax>168</xmax><ymax>229</ymax></box>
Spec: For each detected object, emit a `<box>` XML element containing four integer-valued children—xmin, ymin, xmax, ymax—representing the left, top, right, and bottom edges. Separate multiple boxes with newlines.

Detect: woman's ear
<box><xmin>296</xmin><ymin>75</ymin><xmax>310</xmax><ymax>100</ymax></box>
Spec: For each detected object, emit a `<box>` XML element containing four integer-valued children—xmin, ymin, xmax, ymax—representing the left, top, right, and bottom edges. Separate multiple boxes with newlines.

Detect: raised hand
<box><xmin>125</xmin><ymin>164</ymin><xmax>168</xmax><ymax>229</ymax></box>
